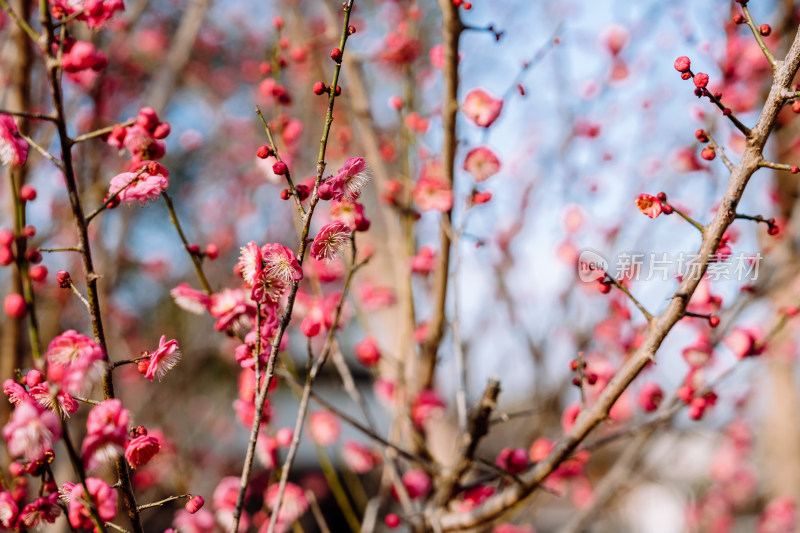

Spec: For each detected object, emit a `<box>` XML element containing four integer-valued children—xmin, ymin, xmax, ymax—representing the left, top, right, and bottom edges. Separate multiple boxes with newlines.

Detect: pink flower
<box><xmin>2</xmin><ymin>401</ymin><xmax>61</xmax><ymax>462</ymax></box>
<box><xmin>18</xmin><ymin>493</ymin><xmax>60</xmax><ymax>528</ymax></box>
<box><xmin>125</xmin><ymin>433</ymin><xmax>160</xmax><ymax>468</ymax></box>
<box><xmin>462</xmin><ymin>89</ymin><xmax>503</xmax><ymax>128</ymax></box>
<box><xmin>264</xmin><ymin>482</ymin><xmax>309</xmax><ymax>531</ymax></box>
<box><xmin>262</xmin><ymin>243</ymin><xmax>303</xmax><ymax>283</ymax></box>
<box><xmin>494</xmin><ymin>448</ymin><xmax>528</xmax><ymax>474</ymax></box>
<box><xmin>67</xmin><ymin>478</ymin><xmax>117</xmax><ymax>530</ymax></box>
<box><xmin>411</xmin><ymin>246</ymin><xmax>436</xmax><ymax>275</ymax></box>
<box><xmin>330</xmin><ymin>200</ymin><xmax>370</xmax><ymax>231</ymax></box>
<box><xmin>186</xmin><ymin>496</ymin><xmax>205</xmax><ymax>514</ymax></box>
<box><xmin>139</xmin><ymin>335</ymin><xmax>181</xmax><ymax>382</ymax></box>
<box><xmin>342</xmin><ymin>441</ymin><xmax>379</xmax><ymax>473</ymax></box>
<box><xmin>359</xmin><ymin>283</ymin><xmax>396</xmax><ymax>310</ymax></box>
<box><xmin>401</xmin><ymin>470</ymin><xmax>431</xmax><ymax>500</ymax></box>
<box><xmin>170</xmin><ymin>283</ymin><xmax>211</xmax><ymax>314</ymax></box>
<box><xmin>0</xmin><ymin>115</ymin><xmax>28</xmax><ymax>167</ymax></box>
<box><xmin>213</xmin><ymin>477</ymin><xmax>250</xmax><ymax>532</ymax></box>
<box><xmin>29</xmin><ymin>382</ymin><xmax>79</xmax><ymax>418</ymax></box>
<box><xmin>46</xmin><ymin>330</ymin><xmax>105</xmax><ymax>396</ymax></box>
<box><xmin>637</xmin><ymin>382</ymin><xmax>664</xmax><ymax>413</ymax></box>
<box><xmin>326</xmin><ymin>157</ymin><xmax>371</xmax><ymax>201</ymax></box>
<box><xmin>410</xmin><ymin>390</ymin><xmax>446</xmax><ymax>427</ymax></box>
<box><xmin>256</xmin><ymin>433</ymin><xmax>278</xmax><ymax>469</ymax></box>
<box><xmin>459</xmin><ymin>485</ymin><xmax>495</xmax><ymax>512</ymax></box>
<box><xmin>238</xmin><ymin>242</ymin><xmax>263</xmax><ymax>286</ymax></box>
<box><xmin>82</xmin><ymin>399</ymin><xmax>129</xmax><ymax>470</ymax></box>
<box><xmin>3</xmin><ymin>378</ymin><xmax>30</xmax><ymax>406</ymax></box>
<box><xmin>493</xmin><ymin>525</ymin><xmax>536</xmax><ymax>533</ymax></box>
<box><xmin>121</xmin><ymin>124</ymin><xmax>167</xmax><ymax>162</ymax></box>
<box><xmin>61</xmin><ymin>41</ymin><xmax>108</xmax><ymax>73</ymax></box>
<box><xmin>308</xmin><ymin>410</ymin><xmax>340</xmax><ymax>446</ymax></box>
<box><xmin>209</xmin><ymin>289</ymin><xmax>253</xmax><ymax>332</ymax></box>
<box><xmin>173</xmin><ymin>508</ymin><xmax>216</xmax><ymax>533</ymax></box>
<box><xmin>682</xmin><ymin>335</ymin><xmax>713</xmax><ymax>368</ymax></box>
<box><xmin>311</xmin><ymin>221</ymin><xmax>352</xmax><ymax>262</ymax></box>
<box><xmin>108</xmin><ymin>160</ymin><xmax>169</xmax><ymax>204</ymax></box>
<box><xmin>464</xmin><ymin>147</ymin><xmax>501</xmax><ymax>182</ymax></box>
<box><xmin>757</xmin><ymin>496</ymin><xmax>796</xmax><ymax>533</ymax></box>
<box><xmin>380</xmin><ymin>32</ymin><xmax>422</xmax><ymax>65</ymax></box>
<box><xmin>724</xmin><ymin>327</ymin><xmax>764</xmax><ymax>359</ymax></box>
<box><xmin>251</xmin><ymin>268</ymin><xmax>288</xmax><ymax>304</ymax></box>
<box><xmin>51</xmin><ymin>0</ymin><xmax>124</xmax><ymax>28</ymax></box>
<box><xmin>601</xmin><ymin>23</ymin><xmax>629</xmax><ymax>56</ymax></box>
<box><xmin>0</xmin><ymin>491</ymin><xmax>18</xmax><ymax>528</ymax></box>
<box><xmin>635</xmin><ymin>193</ymin><xmax>662</xmax><ymax>218</ymax></box>
<box><xmin>354</xmin><ymin>336</ymin><xmax>381</xmax><ymax>367</ymax></box>
<box><xmin>414</xmin><ymin>177</ymin><xmax>453</xmax><ymax>212</ymax></box>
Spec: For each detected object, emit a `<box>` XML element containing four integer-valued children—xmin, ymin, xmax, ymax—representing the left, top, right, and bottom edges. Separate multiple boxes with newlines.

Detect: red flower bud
<box><xmin>759</xmin><ymin>24</ymin><xmax>771</xmax><ymax>36</ymax></box>
<box><xmin>257</xmin><ymin>145</ymin><xmax>272</xmax><ymax>159</ymax></box>
<box><xmin>4</xmin><ymin>294</ymin><xmax>27</xmax><ymax>319</ymax></box>
<box><xmin>205</xmin><ymin>244</ymin><xmax>219</xmax><ymax>259</ymax></box>
<box><xmin>273</xmin><ymin>161</ymin><xmax>288</xmax><ymax>175</ymax></box>
<box><xmin>57</xmin><ymin>270</ymin><xmax>72</xmax><ymax>288</ymax></box>
<box><xmin>19</xmin><ymin>185</ymin><xmax>37</xmax><ymax>201</ymax></box>
<box><xmin>185</xmin><ymin>496</ymin><xmax>205</xmax><ymax>514</ymax></box>
<box><xmin>673</xmin><ymin>56</ymin><xmax>691</xmax><ymax>73</ymax></box>
<box><xmin>313</xmin><ymin>81</ymin><xmax>327</xmax><ymax>95</ymax></box>
<box><xmin>693</xmin><ymin>72</ymin><xmax>709</xmax><ymax>89</ymax></box>
<box><xmin>330</xmin><ymin>47</ymin><xmax>342</xmax><ymax>62</ymax></box>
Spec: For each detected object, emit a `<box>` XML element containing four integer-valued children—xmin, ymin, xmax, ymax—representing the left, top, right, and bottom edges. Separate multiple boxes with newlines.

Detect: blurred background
<box><xmin>3</xmin><ymin>0</ymin><xmax>800</xmax><ymax>531</ymax></box>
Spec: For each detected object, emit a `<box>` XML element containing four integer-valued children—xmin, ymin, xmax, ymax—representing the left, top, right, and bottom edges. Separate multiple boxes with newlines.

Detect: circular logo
<box><xmin>578</xmin><ymin>249</ymin><xmax>608</xmax><ymax>283</ymax></box>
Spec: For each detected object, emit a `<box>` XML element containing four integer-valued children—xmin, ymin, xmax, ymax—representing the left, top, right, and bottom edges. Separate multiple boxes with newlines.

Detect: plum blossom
<box><xmin>61</xmin><ymin>41</ymin><xmax>108</xmax><ymax>73</ymax></box>
<box><xmin>29</xmin><ymin>382</ymin><xmax>79</xmax><ymax>418</ymax></box>
<box><xmin>66</xmin><ymin>478</ymin><xmax>117</xmax><ymax>530</ymax></box>
<box><xmin>635</xmin><ymin>194</ymin><xmax>662</xmax><ymax>218</ymax></box>
<box><xmin>354</xmin><ymin>336</ymin><xmax>381</xmax><ymax>367</ymax></box>
<box><xmin>323</xmin><ymin>157</ymin><xmax>371</xmax><ymax>201</ymax></box>
<box><xmin>342</xmin><ymin>441</ymin><xmax>379</xmax><ymax>473</ymax></box>
<box><xmin>0</xmin><ymin>115</ymin><xmax>28</xmax><ymax>167</ymax></box>
<box><xmin>18</xmin><ymin>493</ymin><xmax>60</xmax><ymax>528</ymax></box>
<box><xmin>0</xmin><ymin>492</ymin><xmax>18</xmax><ymax>528</ymax></box>
<box><xmin>264</xmin><ymin>482</ymin><xmax>309</xmax><ymax>532</ymax></box>
<box><xmin>170</xmin><ymin>283</ymin><xmax>211</xmax><ymax>314</ymax></box>
<box><xmin>310</xmin><ymin>221</ymin><xmax>352</xmax><ymax>262</ymax></box>
<box><xmin>173</xmin><ymin>508</ymin><xmax>216</xmax><ymax>533</ymax></box>
<box><xmin>125</xmin><ymin>432</ymin><xmax>161</xmax><ymax>468</ymax></box>
<box><xmin>46</xmin><ymin>330</ymin><xmax>105</xmax><ymax>396</ymax></box>
<box><xmin>462</xmin><ymin>89</ymin><xmax>503</xmax><ymax>128</ymax></box>
<box><xmin>413</xmin><ymin>177</ymin><xmax>453</xmax><ymax>212</ymax></box>
<box><xmin>138</xmin><ymin>335</ymin><xmax>181</xmax><ymax>381</ymax></box>
<box><xmin>209</xmin><ymin>289</ymin><xmax>254</xmax><ymax>332</ymax></box>
<box><xmin>262</xmin><ymin>243</ymin><xmax>303</xmax><ymax>284</ymax></box>
<box><xmin>51</xmin><ymin>0</ymin><xmax>125</xmax><ymax>28</ymax></box>
<box><xmin>463</xmin><ymin>146</ymin><xmax>501</xmax><ymax>182</ymax></box>
<box><xmin>308</xmin><ymin>410</ymin><xmax>340</xmax><ymax>446</ymax></box>
<box><xmin>2</xmin><ymin>400</ymin><xmax>61</xmax><ymax>462</ymax></box>
<box><xmin>108</xmin><ymin>160</ymin><xmax>169</xmax><ymax>204</ymax></box>
<box><xmin>81</xmin><ymin>399</ymin><xmax>129</xmax><ymax>470</ymax></box>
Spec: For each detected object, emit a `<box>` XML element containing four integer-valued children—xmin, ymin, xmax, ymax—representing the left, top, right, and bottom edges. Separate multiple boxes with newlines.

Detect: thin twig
<box><xmin>162</xmin><ymin>191</ymin><xmax>213</xmax><ymax>295</ymax></box>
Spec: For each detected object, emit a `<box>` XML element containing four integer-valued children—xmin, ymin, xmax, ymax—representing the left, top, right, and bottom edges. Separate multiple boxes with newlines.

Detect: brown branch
<box><xmin>433</xmin><ymin>24</ymin><xmax>800</xmax><ymax>531</ymax></box>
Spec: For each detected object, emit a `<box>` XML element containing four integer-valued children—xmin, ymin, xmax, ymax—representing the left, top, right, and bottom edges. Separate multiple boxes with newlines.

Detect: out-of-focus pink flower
<box><xmin>459</xmin><ymin>485</ymin><xmax>495</xmax><ymax>512</ymax></box>
<box><xmin>354</xmin><ymin>336</ymin><xmax>381</xmax><ymax>367</ymax></box>
<box><xmin>359</xmin><ymin>283</ymin><xmax>396</xmax><ymax>310</ymax></box>
<box><xmin>209</xmin><ymin>289</ymin><xmax>253</xmax><ymax>332</ymax></box>
<box><xmin>683</xmin><ymin>335</ymin><xmax>714</xmax><ymax>368</ymax></box>
<box><xmin>411</xmin><ymin>246</ymin><xmax>436</xmax><ymax>275</ymax></box>
<box><xmin>342</xmin><ymin>441</ymin><xmax>379</xmax><ymax>473</ymax></box>
<box><xmin>311</xmin><ymin>222</ymin><xmax>352</xmax><ymax>262</ymax></box>
<box><xmin>380</xmin><ymin>32</ymin><xmax>422</xmax><ymax>65</ymax></box>
<box><xmin>170</xmin><ymin>283</ymin><xmax>211</xmax><ymax>314</ymax></box>
<box><xmin>82</xmin><ymin>399</ymin><xmax>129</xmax><ymax>470</ymax></box>
<box><xmin>429</xmin><ymin>44</ymin><xmax>444</xmax><ymax>68</ymax></box>
<box><xmin>410</xmin><ymin>390</ymin><xmax>445</xmax><ymax>427</ymax></box>
<box><xmin>3</xmin><ymin>378</ymin><xmax>30</xmax><ymax>406</ymax></box>
<box><xmin>51</xmin><ymin>0</ymin><xmax>124</xmax><ymax>28</ymax></box>
<box><xmin>724</xmin><ymin>327</ymin><xmax>764</xmax><ymax>359</ymax></box>
<box><xmin>638</xmin><ymin>382</ymin><xmax>664</xmax><ymax>413</ymax></box>
<box><xmin>264</xmin><ymin>482</ymin><xmax>309</xmax><ymax>531</ymax></box>
<box><xmin>330</xmin><ymin>200</ymin><xmax>370</xmax><ymax>231</ymax></box>
<box><xmin>601</xmin><ymin>23</ymin><xmax>629</xmax><ymax>56</ymax></box>
<box><xmin>46</xmin><ymin>330</ymin><xmax>105</xmax><ymax>396</ymax></box>
<box><xmin>493</xmin><ymin>524</ymin><xmax>536</xmax><ymax>533</ymax></box>
<box><xmin>462</xmin><ymin>89</ymin><xmax>503</xmax><ymax>128</ymax></box>
<box><xmin>2</xmin><ymin>400</ymin><xmax>61</xmax><ymax>462</ymax></box>
<box><xmin>174</xmin><ymin>508</ymin><xmax>216</xmax><ymax>533</ymax></box>
<box><xmin>464</xmin><ymin>147</ymin><xmax>501</xmax><ymax>182</ymax></box>
<box><xmin>138</xmin><ymin>335</ymin><xmax>181</xmax><ymax>382</ymax></box>
<box><xmin>67</xmin><ymin>478</ymin><xmax>117</xmax><ymax>530</ymax></box>
<box><xmin>0</xmin><ymin>491</ymin><xmax>18</xmax><ymax>528</ymax></box>
<box><xmin>61</xmin><ymin>41</ymin><xmax>108</xmax><ymax>73</ymax></box>
<box><xmin>238</xmin><ymin>242</ymin><xmax>263</xmax><ymax>287</ymax></box>
<box><xmin>108</xmin><ymin>160</ymin><xmax>169</xmax><ymax>204</ymax></box>
<box><xmin>495</xmin><ymin>448</ymin><xmax>528</xmax><ymax>474</ymax></box>
<box><xmin>29</xmin><ymin>382</ymin><xmax>79</xmax><ymax>418</ymax></box>
<box><xmin>308</xmin><ymin>410</ymin><xmax>340</xmax><ymax>446</ymax></box>
<box><xmin>0</xmin><ymin>115</ymin><xmax>28</xmax><ymax>167</ymax></box>
<box><xmin>125</xmin><ymin>433</ymin><xmax>160</xmax><ymax>468</ymax></box>
<box><xmin>17</xmin><ymin>493</ymin><xmax>60</xmax><ymax>528</ymax></box>
<box><xmin>757</xmin><ymin>496</ymin><xmax>796</xmax><ymax>533</ymax></box>
<box><xmin>401</xmin><ymin>470</ymin><xmax>431</xmax><ymax>500</ymax></box>
<box><xmin>413</xmin><ymin>177</ymin><xmax>453</xmax><ymax>212</ymax></box>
